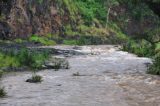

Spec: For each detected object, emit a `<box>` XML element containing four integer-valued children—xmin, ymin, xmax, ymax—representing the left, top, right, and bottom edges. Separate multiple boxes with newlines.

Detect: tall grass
<box><xmin>0</xmin><ymin>48</ymin><xmax>49</xmax><ymax>70</ymax></box>
<box><xmin>29</xmin><ymin>35</ymin><xmax>56</xmax><ymax>46</ymax></box>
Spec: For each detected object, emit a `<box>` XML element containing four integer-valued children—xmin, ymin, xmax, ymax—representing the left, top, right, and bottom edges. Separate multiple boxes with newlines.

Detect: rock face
<box><xmin>0</xmin><ymin>0</ymin><xmax>159</xmax><ymax>39</ymax></box>
<box><xmin>0</xmin><ymin>0</ymin><xmax>69</xmax><ymax>38</ymax></box>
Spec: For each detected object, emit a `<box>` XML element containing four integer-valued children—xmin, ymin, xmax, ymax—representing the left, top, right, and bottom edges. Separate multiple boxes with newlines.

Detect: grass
<box><xmin>53</xmin><ymin>62</ymin><xmax>62</xmax><ymax>71</ymax></box>
<box><xmin>147</xmin><ymin>54</ymin><xmax>160</xmax><ymax>75</ymax></box>
<box><xmin>29</xmin><ymin>34</ymin><xmax>56</xmax><ymax>46</ymax></box>
<box><xmin>63</xmin><ymin>40</ymin><xmax>78</xmax><ymax>45</ymax></box>
<box><xmin>26</xmin><ymin>75</ymin><xmax>43</xmax><ymax>83</ymax></box>
<box><xmin>14</xmin><ymin>38</ymin><xmax>26</xmax><ymax>43</ymax></box>
<box><xmin>122</xmin><ymin>39</ymin><xmax>154</xmax><ymax>57</ymax></box>
<box><xmin>0</xmin><ymin>48</ymin><xmax>50</xmax><ymax>70</ymax></box>
<box><xmin>63</xmin><ymin>36</ymin><xmax>109</xmax><ymax>46</ymax></box>
<box><xmin>0</xmin><ymin>87</ymin><xmax>6</xmax><ymax>98</ymax></box>
<box><xmin>45</xmin><ymin>57</ymin><xmax>70</xmax><ymax>71</ymax></box>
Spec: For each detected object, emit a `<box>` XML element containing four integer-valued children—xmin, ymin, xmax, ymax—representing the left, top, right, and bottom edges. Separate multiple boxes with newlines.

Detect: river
<box><xmin>0</xmin><ymin>45</ymin><xmax>160</xmax><ymax>106</ymax></box>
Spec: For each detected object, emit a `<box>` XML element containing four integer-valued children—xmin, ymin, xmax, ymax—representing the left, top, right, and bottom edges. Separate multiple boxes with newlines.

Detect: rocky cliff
<box><xmin>0</xmin><ymin>0</ymin><xmax>159</xmax><ymax>40</ymax></box>
<box><xmin>0</xmin><ymin>0</ymin><xmax>71</xmax><ymax>39</ymax></box>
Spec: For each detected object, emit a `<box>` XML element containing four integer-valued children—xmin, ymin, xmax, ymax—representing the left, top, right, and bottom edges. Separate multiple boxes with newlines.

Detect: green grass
<box><xmin>63</xmin><ymin>36</ymin><xmax>109</xmax><ymax>45</ymax></box>
<box><xmin>63</xmin><ymin>40</ymin><xmax>78</xmax><ymax>45</ymax></box>
<box><xmin>0</xmin><ymin>48</ymin><xmax>50</xmax><ymax>70</ymax></box>
<box><xmin>29</xmin><ymin>35</ymin><xmax>56</xmax><ymax>46</ymax></box>
<box><xmin>0</xmin><ymin>51</ymin><xmax>20</xmax><ymax>68</ymax></box>
<box><xmin>122</xmin><ymin>39</ymin><xmax>154</xmax><ymax>57</ymax></box>
<box><xmin>155</xmin><ymin>43</ymin><xmax>160</xmax><ymax>52</ymax></box>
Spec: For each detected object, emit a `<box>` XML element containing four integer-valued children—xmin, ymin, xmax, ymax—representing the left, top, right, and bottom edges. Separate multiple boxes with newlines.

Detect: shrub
<box><xmin>123</xmin><ymin>39</ymin><xmax>154</xmax><ymax>57</ymax></box>
<box><xmin>147</xmin><ymin>54</ymin><xmax>160</xmax><ymax>75</ymax></box>
<box><xmin>26</xmin><ymin>75</ymin><xmax>42</xmax><ymax>83</ymax></box>
<box><xmin>45</xmin><ymin>57</ymin><xmax>70</xmax><ymax>70</ymax></box>
<box><xmin>0</xmin><ymin>48</ymin><xmax>50</xmax><ymax>70</ymax></box>
<box><xmin>75</xmin><ymin>0</ymin><xmax>107</xmax><ymax>24</ymax></box>
<box><xmin>17</xmin><ymin>49</ymin><xmax>49</xmax><ymax>70</ymax></box>
<box><xmin>0</xmin><ymin>87</ymin><xmax>6</xmax><ymax>98</ymax></box>
<box><xmin>0</xmin><ymin>51</ymin><xmax>20</xmax><ymax>68</ymax></box>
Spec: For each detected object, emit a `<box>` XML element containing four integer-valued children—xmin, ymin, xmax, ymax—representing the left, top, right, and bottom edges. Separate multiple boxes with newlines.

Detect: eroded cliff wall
<box><xmin>0</xmin><ymin>0</ymin><xmax>70</xmax><ymax>38</ymax></box>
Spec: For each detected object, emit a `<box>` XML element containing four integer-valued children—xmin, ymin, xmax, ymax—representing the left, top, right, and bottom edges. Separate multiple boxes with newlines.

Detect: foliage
<box><xmin>26</xmin><ymin>74</ymin><xmax>43</xmax><ymax>83</ymax></box>
<box><xmin>14</xmin><ymin>38</ymin><xmax>25</xmax><ymax>44</ymax></box>
<box><xmin>155</xmin><ymin>43</ymin><xmax>160</xmax><ymax>52</ymax></box>
<box><xmin>0</xmin><ymin>87</ymin><xmax>6</xmax><ymax>98</ymax></box>
<box><xmin>0</xmin><ymin>51</ymin><xmax>20</xmax><ymax>68</ymax></box>
<box><xmin>123</xmin><ymin>39</ymin><xmax>155</xmax><ymax>57</ymax></box>
<box><xmin>0</xmin><ymin>48</ymin><xmax>49</xmax><ymax>70</ymax></box>
<box><xmin>45</xmin><ymin>57</ymin><xmax>70</xmax><ymax>71</ymax></box>
<box><xmin>75</xmin><ymin>0</ymin><xmax>107</xmax><ymax>24</ymax></box>
<box><xmin>17</xmin><ymin>49</ymin><xmax>49</xmax><ymax>70</ymax></box>
<box><xmin>148</xmin><ymin>54</ymin><xmax>160</xmax><ymax>75</ymax></box>
<box><xmin>63</xmin><ymin>40</ymin><xmax>78</xmax><ymax>45</ymax></box>
<box><xmin>29</xmin><ymin>35</ymin><xmax>56</xmax><ymax>46</ymax></box>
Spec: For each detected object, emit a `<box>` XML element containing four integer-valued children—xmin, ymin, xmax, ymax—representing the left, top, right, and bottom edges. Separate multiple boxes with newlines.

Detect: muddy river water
<box><xmin>0</xmin><ymin>45</ymin><xmax>160</xmax><ymax>106</ymax></box>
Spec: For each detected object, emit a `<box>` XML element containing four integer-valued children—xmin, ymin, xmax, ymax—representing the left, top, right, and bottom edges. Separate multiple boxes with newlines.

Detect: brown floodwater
<box><xmin>0</xmin><ymin>45</ymin><xmax>160</xmax><ymax>106</ymax></box>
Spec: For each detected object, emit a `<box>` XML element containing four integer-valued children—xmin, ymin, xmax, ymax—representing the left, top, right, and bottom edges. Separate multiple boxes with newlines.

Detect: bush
<box><xmin>75</xmin><ymin>0</ymin><xmax>107</xmax><ymax>24</ymax></box>
<box><xmin>17</xmin><ymin>49</ymin><xmax>49</xmax><ymax>70</ymax></box>
<box><xmin>123</xmin><ymin>39</ymin><xmax>154</xmax><ymax>57</ymax></box>
<box><xmin>44</xmin><ymin>57</ymin><xmax>70</xmax><ymax>71</ymax></box>
<box><xmin>26</xmin><ymin>75</ymin><xmax>42</xmax><ymax>83</ymax></box>
<box><xmin>0</xmin><ymin>87</ymin><xmax>6</xmax><ymax>98</ymax></box>
<box><xmin>148</xmin><ymin>54</ymin><xmax>160</xmax><ymax>75</ymax></box>
<box><xmin>0</xmin><ymin>48</ymin><xmax>50</xmax><ymax>70</ymax></box>
<box><xmin>0</xmin><ymin>50</ymin><xmax>20</xmax><ymax>68</ymax></box>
